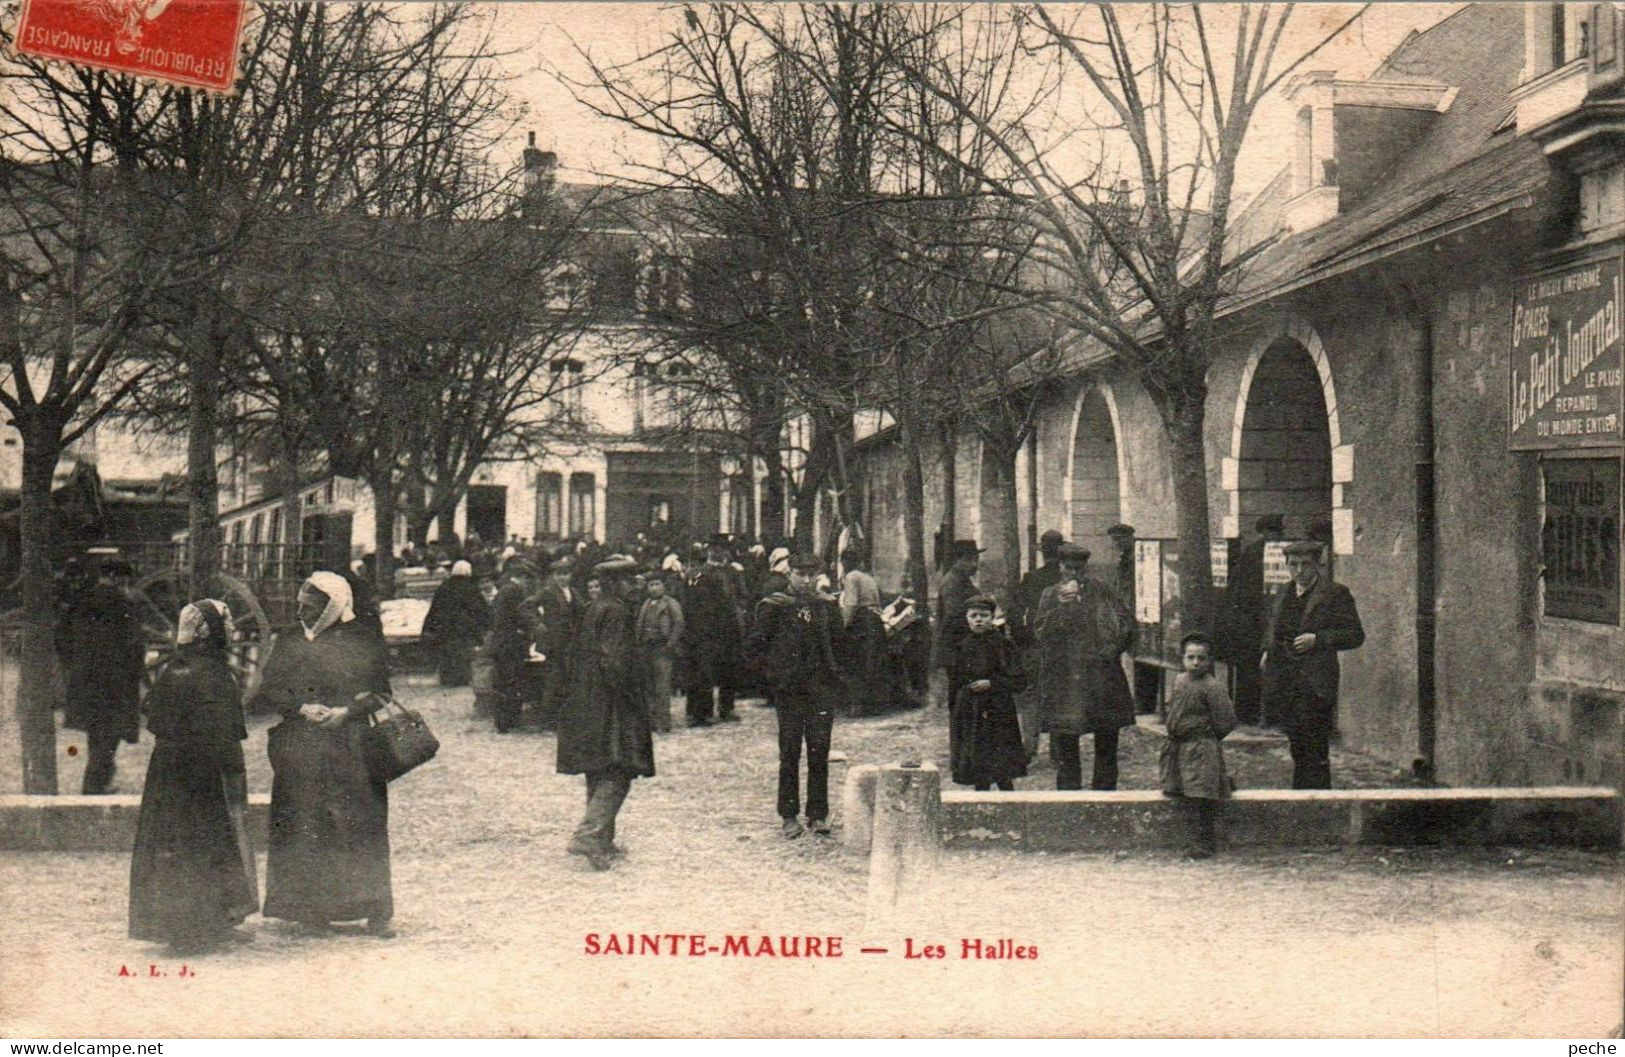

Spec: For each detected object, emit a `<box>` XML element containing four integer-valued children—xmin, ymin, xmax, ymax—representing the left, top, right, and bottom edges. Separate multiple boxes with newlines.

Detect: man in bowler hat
<box><xmin>1262</xmin><ymin>541</ymin><xmax>1364</xmax><ymax>788</ymax></box>
<box><xmin>679</xmin><ymin>533</ymin><xmax>745</xmax><ymax>725</ymax></box>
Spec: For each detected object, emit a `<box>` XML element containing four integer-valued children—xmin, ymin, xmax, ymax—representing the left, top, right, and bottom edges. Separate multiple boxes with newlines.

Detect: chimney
<box><xmin>523</xmin><ymin>130</ymin><xmax>557</xmax><ymax>198</ymax></box>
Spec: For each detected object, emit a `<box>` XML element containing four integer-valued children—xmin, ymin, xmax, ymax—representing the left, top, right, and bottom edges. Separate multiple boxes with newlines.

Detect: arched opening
<box><xmin>1070</xmin><ymin>386</ymin><xmax>1121</xmax><ymax>559</ymax></box>
<box><xmin>1237</xmin><ymin>338</ymin><xmax>1333</xmax><ymax>537</ymax></box>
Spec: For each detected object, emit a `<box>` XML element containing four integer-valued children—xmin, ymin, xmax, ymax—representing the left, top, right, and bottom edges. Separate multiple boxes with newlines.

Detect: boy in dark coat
<box><xmin>1160</xmin><ymin>633</ymin><xmax>1237</xmax><ymax>858</ymax></box>
<box><xmin>558</xmin><ymin>557</ymin><xmax>654</xmax><ymax>871</ymax></box>
<box><xmin>949</xmin><ymin>594</ymin><xmax>1028</xmax><ymax>791</ymax></box>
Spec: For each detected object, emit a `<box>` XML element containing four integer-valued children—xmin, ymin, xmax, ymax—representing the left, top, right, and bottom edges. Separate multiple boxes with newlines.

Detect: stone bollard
<box><xmin>841</xmin><ymin>764</ymin><xmax>880</xmax><ymax>852</ymax></box>
<box><xmin>865</xmin><ymin>761</ymin><xmax>942</xmax><ymax>926</ymax></box>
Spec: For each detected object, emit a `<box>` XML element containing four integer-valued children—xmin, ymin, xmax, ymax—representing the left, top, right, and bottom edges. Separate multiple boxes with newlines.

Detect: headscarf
<box><xmin>300</xmin><ymin>571</ymin><xmax>356</xmax><ymax>641</ymax></box>
<box><xmin>768</xmin><ymin>546</ymin><xmax>791</xmax><ymax>576</ymax></box>
<box><xmin>451</xmin><ymin>559</ymin><xmax>473</xmax><ymax>578</ymax></box>
<box><xmin>176</xmin><ymin>598</ymin><xmax>234</xmax><ymax>647</ymax></box>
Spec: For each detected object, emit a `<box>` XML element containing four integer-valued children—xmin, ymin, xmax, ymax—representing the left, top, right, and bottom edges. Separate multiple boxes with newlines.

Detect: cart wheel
<box><xmin>132</xmin><ymin>571</ymin><xmax>272</xmax><ymax>701</ymax></box>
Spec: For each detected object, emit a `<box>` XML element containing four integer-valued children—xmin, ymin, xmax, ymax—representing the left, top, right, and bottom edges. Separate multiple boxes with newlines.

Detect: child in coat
<box><xmin>1160</xmin><ymin>633</ymin><xmax>1238</xmax><ymax>858</ymax></box>
<box><xmin>949</xmin><ymin>594</ymin><xmax>1028</xmax><ymax>791</ymax></box>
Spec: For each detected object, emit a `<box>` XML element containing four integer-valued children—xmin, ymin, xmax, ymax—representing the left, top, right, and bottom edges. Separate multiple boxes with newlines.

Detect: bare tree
<box><xmin>570</xmin><ymin>4</ymin><xmax>928</xmax><ymax>552</ymax></box>
<box><xmin>879</xmin><ymin>2</ymin><xmax>1367</xmax><ymax>631</ymax></box>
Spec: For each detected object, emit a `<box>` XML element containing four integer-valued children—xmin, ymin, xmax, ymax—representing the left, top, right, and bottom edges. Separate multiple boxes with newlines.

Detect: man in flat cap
<box><xmin>559</xmin><ymin>557</ymin><xmax>654</xmax><ymax>870</ymax></box>
<box><xmin>1033</xmin><ymin>543</ymin><xmax>1136</xmax><ymax>790</ymax></box>
<box><xmin>678</xmin><ymin>532</ymin><xmax>745</xmax><ymax>726</ymax></box>
<box><xmin>1262</xmin><ymin>540</ymin><xmax>1364</xmax><ymax>788</ymax></box>
<box><xmin>1105</xmin><ymin>524</ymin><xmax>1137</xmax><ymax>610</ymax></box>
<box><xmin>1226</xmin><ymin>514</ymin><xmax>1284</xmax><ymax>725</ymax></box>
<box><xmin>745</xmin><ymin>553</ymin><xmax>843</xmax><ymax>838</ymax></box>
<box><xmin>930</xmin><ymin>540</ymin><xmax>983</xmax><ymax>706</ymax></box>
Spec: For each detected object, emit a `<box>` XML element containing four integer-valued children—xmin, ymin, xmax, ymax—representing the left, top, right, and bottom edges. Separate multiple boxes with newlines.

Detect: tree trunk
<box><xmin>436</xmin><ymin>503</ymin><xmax>458</xmax><ymax>547</ymax></box>
<box><xmin>900</xmin><ymin>428</ymin><xmax>930</xmax><ymax>608</ymax></box>
<box><xmin>187</xmin><ymin>332</ymin><xmax>223</xmax><ymax>593</ymax></box>
<box><xmin>760</xmin><ymin>446</ymin><xmax>786</xmax><ymax>541</ymax></box>
<box><xmin>15</xmin><ymin>436</ymin><xmax>61</xmax><ymax>794</ymax></box>
<box><xmin>939</xmin><ymin>423</ymin><xmax>956</xmax><ymax>568</ymax></box>
<box><xmin>1169</xmin><ymin>408</ymin><xmax>1215</xmax><ymax>636</ymax></box>
<box><xmin>985</xmin><ymin>444</ymin><xmax>1023</xmax><ymax>613</ymax></box>
<box><xmin>370</xmin><ymin>467</ymin><xmax>397</xmax><ymax>601</ymax></box>
<box><xmin>403</xmin><ymin>484</ymin><xmax>431</xmax><ymax>550</ymax></box>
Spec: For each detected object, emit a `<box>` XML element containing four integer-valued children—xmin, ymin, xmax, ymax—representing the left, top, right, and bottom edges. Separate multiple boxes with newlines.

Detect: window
<box><xmin>569</xmin><ymin>473</ymin><xmax>596</xmax><ymax>538</ymax></box>
<box><xmin>551</xmin><ymin>358</ymin><xmax>585</xmax><ymax>414</ymax></box>
<box><xmin>727</xmin><ymin>473</ymin><xmax>752</xmax><ymax>537</ymax></box>
<box><xmin>1541</xmin><ymin>457</ymin><xmax>1621</xmax><ymax>625</ymax></box>
<box><xmin>536</xmin><ymin>472</ymin><xmax>563</xmax><ymax>538</ymax></box>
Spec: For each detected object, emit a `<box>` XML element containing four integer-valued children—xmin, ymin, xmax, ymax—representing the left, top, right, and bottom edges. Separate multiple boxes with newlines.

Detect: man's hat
<box><xmin>593</xmin><ymin>555</ymin><xmax>640</xmax><ymax>577</ymax></box>
<box><xmin>1039</xmin><ymin>529</ymin><xmax>1064</xmax><ymax>545</ymax></box>
<box><xmin>1283</xmin><ymin>540</ymin><xmax>1324</xmax><ymax>558</ymax></box>
<box><xmin>963</xmin><ymin>592</ymin><xmax>998</xmax><ymax>613</ymax></box>
<box><xmin>1255</xmin><ymin>514</ymin><xmax>1285</xmax><ymax>534</ymax></box>
<box><xmin>788</xmin><ymin>552</ymin><xmax>822</xmax><ymax>573</ymax></box>
<box><xmin>708</xmin><ymin>532</ymin><xmax>732</xmax><ymax>548</ymax></box>
<box><xmin>548</xmin><ymin>554</ymin><xmax>574</xmax><ymax>572</ymax></box>
<box><xmin>504</xmin><ymin>558</ymin><xmax>539</xmax><ymax>578</ymax></box>
<box><xmin>1107</xmin><ymin>524</ymin><xmax>1135</xmax><ymax>538</ymax></box>
<box><xmin>1056</xmin><ymin>542</ymin><xmax>1091</xmax><ymax>563</ymax></box>
<box><xmin>950</xmin><ymin>539</ymin><xmax>984</xmax><ymax>561</ymax></box>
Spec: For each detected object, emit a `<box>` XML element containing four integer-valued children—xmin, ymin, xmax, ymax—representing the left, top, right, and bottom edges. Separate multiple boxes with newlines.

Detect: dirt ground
<box><xmin>1</xmin><ymin>676</ymin><xmax>1620</xmax><ymax>1038</ymax></box>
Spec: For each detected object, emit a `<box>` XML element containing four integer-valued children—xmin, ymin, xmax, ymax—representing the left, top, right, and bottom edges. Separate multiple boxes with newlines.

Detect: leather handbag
<box><xmin>361</xmin><ymin>694</ymin><xmax>440</xmax><ymax>783</ymax></box>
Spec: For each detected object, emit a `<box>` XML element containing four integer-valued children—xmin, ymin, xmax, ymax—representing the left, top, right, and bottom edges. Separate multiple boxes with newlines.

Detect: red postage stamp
<box><xmin>12</xmin><ymin>0</ymin><xmax>249</xmax><ymax>93</ymax></box>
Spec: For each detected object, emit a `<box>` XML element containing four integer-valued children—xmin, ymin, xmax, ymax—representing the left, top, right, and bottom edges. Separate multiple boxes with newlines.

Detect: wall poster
<box><xmin>1541</xmin><ymin>456</ymin><xmax>1622</xmax><ymax>624</ymax></box>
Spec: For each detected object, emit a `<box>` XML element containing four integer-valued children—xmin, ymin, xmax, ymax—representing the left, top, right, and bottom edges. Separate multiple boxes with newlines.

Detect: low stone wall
<box><xmin>842</xmin><ymin>767</ymin><xmax>1620</xmax><ymax>852</ymax></box>
<box><xmin>0</xmin><ymin>794</ymin><xmax>272</xmax><ymax>852</ymax></box>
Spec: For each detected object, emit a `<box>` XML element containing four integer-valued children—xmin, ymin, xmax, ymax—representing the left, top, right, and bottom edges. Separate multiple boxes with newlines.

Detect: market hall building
<box><xmin>852</xmin><ymin>2</ymin><xmax>1622</xmax><ymax>789</ymax></box>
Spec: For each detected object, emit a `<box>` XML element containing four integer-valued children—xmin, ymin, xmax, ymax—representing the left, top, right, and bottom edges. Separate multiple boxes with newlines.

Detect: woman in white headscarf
<box><xmin>421</xmin><ymin>559</ymin><xmax>490</xmax><ymax>687</ymax></box>
<box><xmin>250</xmin><ymin>571</ymin><xmax>396</xmax><ymax>937</ymax></box>
<box><xmin>129</xmin><ymin>599</ymin><xmax>258</xmax><ymax>954</ymax></box>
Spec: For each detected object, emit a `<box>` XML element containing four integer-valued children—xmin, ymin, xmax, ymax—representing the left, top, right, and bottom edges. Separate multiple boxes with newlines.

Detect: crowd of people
<box><xmin>91</xmin><ymin>510</ymin><xmax>1363</xmax><ymax>953</ymax></box>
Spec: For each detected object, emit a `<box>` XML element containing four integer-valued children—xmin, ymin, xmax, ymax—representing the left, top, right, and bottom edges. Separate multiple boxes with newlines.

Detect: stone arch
<box><xmin>1065</xmin><ymin>382</ymin><xmax>1127</xmax><ymax>560</ymax></box>
<box><xmin>1224</xmin><ymin>315</ymin><xmax>1353</xmax><ymax>554</ymax></box>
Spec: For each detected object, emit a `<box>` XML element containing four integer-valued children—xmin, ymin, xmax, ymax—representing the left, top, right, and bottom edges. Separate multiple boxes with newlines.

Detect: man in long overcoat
<box><xmin>489</xmin><ymin>559</ymin><xmax>541</xmax><ymax>733</ymax></box>
<box><xmin>678</xmin><ymin>534</ymin><xmax>744</xmax><ymax>726</ymax></box>
<box><xmin>1225</xmin><ymin>514</ymin><xmax>1284</xmax><ymax>725</ymax></box>
<box><xmin>1011</xmin><ymin>529</ymin><xmax>1066</xmax><ymax>757</ymax></box>
<box><xmin>558</xmin><ymin>557</ymin><xmax>654</xmax><ymax>870</ymax></box>
<box><xmin>1262</xmin><ymin>540</ymin><xmax>1365</xmax><ymax>788</ymax></box>
<box><xmin>56</xmin><ymin>559</ymin><xmax>145</xmax><ymax>794</ymax></box>
<box><xmin>536</xmin><ymin>555</ymin><xmax>583</xmax><ymax>729</ymax></box>
<box><xmin>1033</xmin><ymin>543</ymin><xmax>1136</xmax><ymax>790</ymax></box>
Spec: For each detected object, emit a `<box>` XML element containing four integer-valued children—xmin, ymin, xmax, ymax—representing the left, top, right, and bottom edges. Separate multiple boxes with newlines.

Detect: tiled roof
<box><xmin>1221</xmin><ymin>3</ymin><xmax>1552</xmax><ymax>313</ymax></box>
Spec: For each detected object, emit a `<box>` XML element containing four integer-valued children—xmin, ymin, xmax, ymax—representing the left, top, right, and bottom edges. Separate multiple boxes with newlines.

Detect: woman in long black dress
<box><xmin>129</xmin><ymin>599</ymin><xmax>259</xmax><ymax>954</ymax></box>
<box><xmin>251</xmin><ymin>572</ymin><xmax>395</xmax><ymax>936</ymax></box>
<box><xmin>421</xmin><ymin>559</ymin><xmax>490</xmax><ymax>687</ymax></box>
